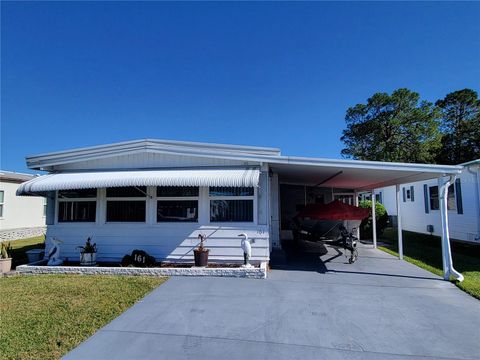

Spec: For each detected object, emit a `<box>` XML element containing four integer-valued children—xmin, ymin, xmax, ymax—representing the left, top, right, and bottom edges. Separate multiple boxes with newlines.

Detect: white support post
<box><xmin>438</xmin><ymin>176</ymin><xmax>464</xmax><ymax>282</ymax></box>
<box><xmin>372</xmin><ymin>190</ymin><xmax>377</xmax><ymax>248</ymax></box>
<box><xmin>395</xmin><ymin>184</ymin><xmax>403</xmax><ymax>260</ymax></box>
<box><xmin>354</xmin><ymin>191</ymin><xmax>361</xmax><ymax>240</ymax></box>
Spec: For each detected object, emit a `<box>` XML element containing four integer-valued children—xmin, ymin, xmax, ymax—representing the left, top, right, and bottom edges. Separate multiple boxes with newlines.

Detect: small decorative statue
<box><xmin>238</xmin><ymin>233</ymin><xmax>255</xmax><ymax>268</ymax></box>
<box><xmin>47</xmin><ymin>237</ymin><xmax>63</xmax><ymax>266</ymax></box>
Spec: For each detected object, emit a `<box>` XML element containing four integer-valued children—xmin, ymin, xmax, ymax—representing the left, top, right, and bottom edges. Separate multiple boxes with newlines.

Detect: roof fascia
<box><xmin>26</xmin><ymin>140</ymin><xmax>281</xmax><ymax>169</ymax></box>
<box><xmin>27</xmin><ymin>139</ymin><xmax>281</xmax><ymax>158</ymax></box>
<box><xmin>459</xmin><ymin>159</ymin><xmax>480</xmax><ymax>167</ymax></box>
<box><xmin>145</xmin><ymin>139</ymin><xmax>281</xmax><ymax>155</ymax></box>
<box><xmin>27</xmin><ymin>147</ymin><xmax>270</xmax><ymax>170</ymax></box>
<box><xmin>269</xmin><ymin>156</ymin><xmax>463</xmax><ymax>175</ymax></box>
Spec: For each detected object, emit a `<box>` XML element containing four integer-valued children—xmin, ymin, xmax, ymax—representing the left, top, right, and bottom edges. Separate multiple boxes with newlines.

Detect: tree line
<box><xmin>340</xmin><ymin>88</ymin><xmax>480</xmax><ymax>164</ymax></box>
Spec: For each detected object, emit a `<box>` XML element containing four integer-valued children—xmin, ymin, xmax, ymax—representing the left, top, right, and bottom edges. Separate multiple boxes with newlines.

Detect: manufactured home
<box><xmin>375</xmin><ymin>159</ymin><xmax>480</xmax><ymax>244</ymax></box>
<box><xmin>0</xmin><ymin>171</ymin><xmax>46</xmax><ymax>240</ymax></box>
<box><xmin>17</xmin><ymin>139</ymin><xmax>464</xmax><ymax>276</ymax></box>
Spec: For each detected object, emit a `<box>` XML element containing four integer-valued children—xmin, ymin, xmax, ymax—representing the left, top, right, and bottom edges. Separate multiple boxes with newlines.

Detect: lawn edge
<box><xmin>378</xmin><ymin>245</ymin><xmax>479</xmax><ymax>300</ymax></box>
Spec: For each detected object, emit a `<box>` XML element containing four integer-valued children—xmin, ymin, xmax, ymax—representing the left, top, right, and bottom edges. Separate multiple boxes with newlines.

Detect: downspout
<box><xmin>438</xmin><ymin>175</ymin><xmax>464</xmax><ymax>282</ymax></box>
<box><xmin>465</xmin><ymin>165</ymin><xmax>480</xmax><ymax>240</ymax></box>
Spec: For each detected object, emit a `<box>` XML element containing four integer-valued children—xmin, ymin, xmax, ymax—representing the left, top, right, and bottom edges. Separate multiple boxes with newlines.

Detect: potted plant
<box><xmin>193</xmin><ymin>234</ymin><xmax>209</xmax><ymax>267</ymax></box>
<box><xmin>0</xmin><ymin>242</ymin><xmax>12</xmax><ymax>273</ymax></box>
<box><xmin>77</xmin><ymin>237</ymin><xmax>97</xmax><ymax>266</ymax></box>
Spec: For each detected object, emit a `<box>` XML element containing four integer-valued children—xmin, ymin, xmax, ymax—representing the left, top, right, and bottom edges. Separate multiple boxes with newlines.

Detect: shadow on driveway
<box><xmin>64</xmin><ymin>243</ymin><xmax>480</xmax><ymax>360</ymax></box>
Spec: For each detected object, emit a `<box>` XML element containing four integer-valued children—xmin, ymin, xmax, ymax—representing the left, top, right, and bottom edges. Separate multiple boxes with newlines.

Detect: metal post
<box><xmin>396</xmin><ymin>184</ymin><xmax>403</xmax><ymax>260</ymax></box>
<box><xmin>372</xmin><ymin>190</ymin><xmax>377</xmax><ymax>249</ymax></box>
<box><xmin>438</xmin><ymin>176</ymin><xmax>464</xmax><ymax>281</ymax></box>
<box><xmin>354</xmin><ymin>191</ymin><xmax>361</xmax><ymax>240</ymax></box>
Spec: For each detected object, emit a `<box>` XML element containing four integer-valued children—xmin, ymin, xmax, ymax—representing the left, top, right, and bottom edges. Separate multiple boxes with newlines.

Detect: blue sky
<box><xmin>2</xmin><ymin>1</ymin><xmax>479</xmax><ymax>173</ymax></box>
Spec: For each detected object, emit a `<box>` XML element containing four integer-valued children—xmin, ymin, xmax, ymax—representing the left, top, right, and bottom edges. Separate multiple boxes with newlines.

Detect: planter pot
<box><xmin>0</xmin><ymin>258</ymin><xmax>12</xmax><ymax>273</ymax></box>
<box><xmin>80</xmin><ymin>252</ymin><xmax>97</xmax><ymax>266</ymax></box>
<box><xmin>26</xmin><ymin>249</ymin><xmax>45</xmax><ymax>263</ymax></box>
<box><xmin>193</xmin><ymin>249</ymin><xmax>209</xmax><ymax>267</ymax></box>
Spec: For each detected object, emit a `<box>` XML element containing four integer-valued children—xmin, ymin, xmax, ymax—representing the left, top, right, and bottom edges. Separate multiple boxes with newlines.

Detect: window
<box><xmin>429</xmin><ymin>185</ymin><xmax>455</xmax><ymax>211</ymax></box>
<box><xmin>157</xmin><ymin>187</ymin><xmax>198</xmax><ymax>222</ymax></box>
<box><xmin>334</xmin><ymin>194</ymin><xmax>354</xmax><ymax>205</ymax></box>
<box><xmin>447</xmin><ymin>185</ymin><xmax>456</xmax><ymax>210</ymax></box>
<box><xmin>404</xmin><ymin>186</ymin><xmax>414</xmax><ymax>202</ymax></box>
<box><xmin>209</xmin><ymin>187</ymin><xmax>254</xmax><ymax>222</ymax></box>
<box><xmin>157</xmin><ymin>187</ymin><xmax>198</xmax><ymax>197</ymax></box>
<box><xmin>0</xmin><ymin>190</ymin><xmax>4</xmax><ymax>217</ymax></box>
<box><xmin>58</xmin><ymin>189</ymin><xmax>97</xmax><ymax>199</ymax></box>
<box><xmin>106</xmin><ymin>187</ymin><xmax>146</xmax><ymax>198</ymax></box>
<box><xmin>58</xmin><ymin>189</ymin><xmax>97</xmax><ymax>222</ymax></box>
<box><xmin>209</xmin><ymin>187</ymin><xmax>254</xmax><ymax>197</ymax></box>
<box><xmin>106</xmin><ymin>187</ymin><xmax>146</xmax><ymax>222</ymax></box>
<box><xmin>429</xmin><ymin>186</ymin><xmax>439</xmax><ymax>210</ymax></box>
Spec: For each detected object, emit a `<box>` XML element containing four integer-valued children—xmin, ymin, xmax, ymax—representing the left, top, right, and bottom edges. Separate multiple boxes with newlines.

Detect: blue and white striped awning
<box><xmin>17</xmin><ymin>168</ymin><xmax>260</xmax><ymax>195</ymax></box>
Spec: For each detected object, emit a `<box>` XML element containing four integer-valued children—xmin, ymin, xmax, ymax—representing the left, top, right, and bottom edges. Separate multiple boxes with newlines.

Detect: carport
<box><xmin>266</xmin><ymin>156</ymin><xmax>464</xmax><ymax>281</ymax></box>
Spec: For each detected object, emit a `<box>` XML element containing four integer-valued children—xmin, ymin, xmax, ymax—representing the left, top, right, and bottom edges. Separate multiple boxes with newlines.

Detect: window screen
<box><xmin>106</xmin><ymin>187</ymin><xmax>146</xmax><ymax>222</ymax></box>
<box><xmin>57</xmin><ymin>189</ymin><xmax>97</xmax><ymax>222</ymax></box>
<box><xmin>210</xmin><ymin>200</ymin><xmax>253</xmax><ymax>222</ymax></box>
<box><xmin>58</xmin><ymin>201</ymin><xmax>96</xmax><ymax>222</ymax></box>
<box><xmin>106</xmin><ymin>201</ymin><xmax>146</xmax><ymax>222</ymax></box>
<box><xmin>157</xmin><ymin>200</ymin><xmax>198</xmax><ymax>222</ymax></box>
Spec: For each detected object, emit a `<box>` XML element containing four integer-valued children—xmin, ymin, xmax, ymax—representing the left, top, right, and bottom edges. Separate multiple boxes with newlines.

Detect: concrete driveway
<box><xmin>64</xmin><ymin>243</ymin><xmax>480</xmax><ymax>360</ymax></box>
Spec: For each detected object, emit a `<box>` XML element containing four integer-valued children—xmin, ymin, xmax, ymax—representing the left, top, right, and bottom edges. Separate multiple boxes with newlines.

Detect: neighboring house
<box><xmin>0</xmin><ymin>171</ymin><xmax>46</xmax><ymax>241</ymax></box>
<box><xmin>376</xmin><ymin>159</ymin><xmax>480</xmax><ymax>243</ymax></box>
<box><xmin>16</xmin><ymin>139</ymin><xmax>463</xmax><ymax>264</ymax></box>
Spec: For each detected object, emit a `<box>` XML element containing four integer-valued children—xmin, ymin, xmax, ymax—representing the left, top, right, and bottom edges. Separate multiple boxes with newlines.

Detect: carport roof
<box><xmin>266</xmin><ymin>156</ymin><xmax>462</xmax><ymax>190</ymax></box>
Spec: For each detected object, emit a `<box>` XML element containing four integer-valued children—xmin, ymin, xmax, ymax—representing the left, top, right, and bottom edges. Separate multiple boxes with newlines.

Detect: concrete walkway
<box><xmin>64</xmin><ymin>243</ymin><xmax>480</xmax><ymax>360</ymax></box>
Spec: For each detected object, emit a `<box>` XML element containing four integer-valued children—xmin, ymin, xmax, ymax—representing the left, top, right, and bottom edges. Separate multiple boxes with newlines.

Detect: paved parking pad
<box><xmin>64</xmin><ymin>244</ymin><xmax>480</xmax><ymax>360</ymax></box>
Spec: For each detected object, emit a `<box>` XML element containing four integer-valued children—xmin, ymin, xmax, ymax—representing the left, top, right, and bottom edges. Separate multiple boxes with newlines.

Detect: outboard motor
<box><xmin>339</xmin><ymin>225</ymin><xmax>358</xmax><ymax>264</ymax></box>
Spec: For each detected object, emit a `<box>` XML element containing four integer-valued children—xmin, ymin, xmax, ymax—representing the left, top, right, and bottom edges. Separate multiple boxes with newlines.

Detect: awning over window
<box><xmin>16</xmin><ymin>168</ymin><xmax>260</xmax><ymax>195</ymax></box>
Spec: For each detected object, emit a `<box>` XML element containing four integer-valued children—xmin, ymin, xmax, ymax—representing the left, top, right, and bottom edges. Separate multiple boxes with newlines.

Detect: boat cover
<box><xmin>294</xmin><ymin>200</ymin><xmax>370</xmax><ymax>221</ymax></box>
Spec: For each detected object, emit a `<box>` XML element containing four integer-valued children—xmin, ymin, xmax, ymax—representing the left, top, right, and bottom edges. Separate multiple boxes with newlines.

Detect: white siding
<box><xmin>0</xmin><ymin>181</ymin><xmax>46</xmax><ymax>230</ymax></box>
<box><xmin>45</xmin><ymin>224</ymin><xmax>269</xmax><ymax>263</ymax></box>
<box><xmin>377</xmin><ymin>186</ymin><xmax>397</xmax><ymax>216</ymax></box>
<box><xmin>257</xmin><ymin>170</ymin><xmax>269</xmax><ymax>225</ymax></box>
<box><xmin>377</xmin><ymin>169</ymin><xmax>480</xmax><ymax>243</ymax></box>
<box><xmin>45</xmin><ymin>183</ymin><xmax>270</xmax><ymax>263</ymax></box>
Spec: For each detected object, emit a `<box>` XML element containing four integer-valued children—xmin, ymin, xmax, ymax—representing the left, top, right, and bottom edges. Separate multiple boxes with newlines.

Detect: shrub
<box><xmin>358</xmin><ymin>200</ymin><xmax>389</xmax><ymax>239</ymax></box>
<box><xmin>1</xmin><ymin>242</ymin><xmax>12</xmax><ymax>259</ymax></box>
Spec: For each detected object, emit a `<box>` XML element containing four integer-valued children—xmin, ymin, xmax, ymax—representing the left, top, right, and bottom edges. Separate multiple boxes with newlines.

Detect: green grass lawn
<box><xmin>0</xmin><ymin>275</ymin><xmax>166</xmax><ymax>360</ymax></box>
<box><xmin>379</xmin><ymin>228</ymin><xmax>480</xmax><ymax>300</ymax></box>
<box><xmin>5</xmin><ymin>236</ymin><xmax>46</xmax><ymax>268</ymax></box>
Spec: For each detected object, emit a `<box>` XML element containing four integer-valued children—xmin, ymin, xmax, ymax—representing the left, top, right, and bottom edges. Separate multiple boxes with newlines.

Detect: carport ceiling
<box><xmin>269</xmin><ymin>160</ymin><xmax>462</xmax><ymax>190</ymax></box>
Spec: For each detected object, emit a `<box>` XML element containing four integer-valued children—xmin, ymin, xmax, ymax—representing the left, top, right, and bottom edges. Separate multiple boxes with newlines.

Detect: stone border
<box><xmin>0</xmin><ymin>226</ymin><xmax>46</xmax><ymax>241</ymax></box>
<box><xmin>16</xmin><ymin>262</ymin><xmax>268</xmax><ymax>279</ymax></box>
